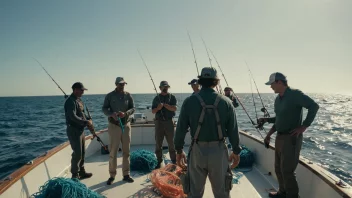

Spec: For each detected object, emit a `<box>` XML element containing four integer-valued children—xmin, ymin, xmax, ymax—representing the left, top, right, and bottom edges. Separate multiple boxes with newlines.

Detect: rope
<box><xmin>130</xmin><ymin>149</ymin><xmax>158</xmax><ymax>173</ymax></box>
<box><xmin>32</xmin><ymin>177</ymin><xmax>105</xmax><ymax>198</ymax></box>
<box><xmin>118</xmin><ymin>117</ymin><xmax>124</xmax><ymax>133</ymax></box>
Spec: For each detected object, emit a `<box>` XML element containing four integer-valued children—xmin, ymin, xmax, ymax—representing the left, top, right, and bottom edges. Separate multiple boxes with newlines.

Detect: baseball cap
<box><xmin>115</xmin><ymin>77</ymin><xmax>127</xmax><ymax>84</ymax></box>
<box><xmin>265</xmin><ymin>72</ymin><xmax>287</xmax><ymax>85</ymax></box>
<box><xmin>198</xmin><ymin>67</ymin><xmax>218</xmax><ymax>79</ymax></box>
<box><xmin>72</xmin><ymin>82</ymin><xmax>87</xmax><ymax>90</ymax></box>
<box><xmin>188</xmin><ymin>79</ymin><xmax>198</xmax><ymax>85</ymax></box>
<box><xmin>160</xmin><ymin>81</ymin><xmax>170</xmax><ymax>87</ymax></box>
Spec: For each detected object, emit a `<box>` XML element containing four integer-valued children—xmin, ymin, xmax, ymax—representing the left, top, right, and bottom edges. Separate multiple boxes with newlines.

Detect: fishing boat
<box><xmin>0</xmin><ymin>123</ymin><xmax>351</xmax><ymax>198</ymax></box>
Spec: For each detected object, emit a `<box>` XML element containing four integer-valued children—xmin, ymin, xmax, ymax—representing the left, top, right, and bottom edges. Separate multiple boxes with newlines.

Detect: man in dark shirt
<box><xmin>64</xmin><ymin>82</ymin><xmax>94</xmax><ymax>179</ymax></box>
<box><xmin>152</xmin><ymin>81</ymin><xmax>178</xmax><ymax>168</ymax></box>
<box><xmin>259</xmin><ymin>72</ymin><xmax>319</xmax><ymax>198</ymax></box>
<box><xmin>188</xmin><ymin>79</ymin><xmax>200</xmax><ymax>95</ymax></box>
<box><xmin>174</xmin><ymin>67</ymin><xmax>241</xmax><ymax>197</ymax></box>
<box><xmin>224</xmin><ymin>87</ymin><xmax>239</xmax><ymax>108</ymax></box>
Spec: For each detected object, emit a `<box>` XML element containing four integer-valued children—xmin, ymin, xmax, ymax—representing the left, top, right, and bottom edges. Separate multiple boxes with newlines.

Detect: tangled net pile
<box><xmin>150</xmin><ymin>164</ymin><xmax>186</xmax><ymax>198</ymax></box>
<box><xmin>130</xmin><ymin>149</ymin><xmax>158</xmax><ymax>173</ymax></box>
<box><xmin>237</xmin><ymin>145</ymin><xmax>255</xmax><ymax>169</ymax></box>
<box><xmin>31</xmin><ymin>177</ymin><xmax>105</xmax><ymax>198</ymax></box>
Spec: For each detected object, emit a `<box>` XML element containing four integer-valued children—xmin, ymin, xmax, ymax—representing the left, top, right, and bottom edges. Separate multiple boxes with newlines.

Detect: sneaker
<box><xmin>107</xmin><ymin>177</ymin><xmax>115</xmax><ymax>185</ymax></box>
<box><xmin>123</xmin><ymin>175</ymin><xmax>134</xmax><ymax>183</ymax></box>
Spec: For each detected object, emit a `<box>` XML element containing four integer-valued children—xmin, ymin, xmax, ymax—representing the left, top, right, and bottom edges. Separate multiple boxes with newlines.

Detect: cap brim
<box><xmin>160</xmin><ymin>84</ymin><xmax>170</xmax><ymax>87</ymax></box>
<box><xmin>265</xmin><ymin>80</ymin><xmax>273</xmax><ymax>85</ymax></box>
<box><xmin>117</xmin><ymin>81</ymin><xmax>127</xmax><ymax>84</ymax></box>
<box><xmin>81</xmin><ymin>88</ymin><xmax>88</xmax><ymax>90</ymax></box>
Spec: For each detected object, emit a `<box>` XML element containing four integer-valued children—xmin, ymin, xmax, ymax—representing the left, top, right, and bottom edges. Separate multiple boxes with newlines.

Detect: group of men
<box><xmin>64</xmin><ymin>67</ymin><xmax>319</xmax><ymax>198</ymax></box>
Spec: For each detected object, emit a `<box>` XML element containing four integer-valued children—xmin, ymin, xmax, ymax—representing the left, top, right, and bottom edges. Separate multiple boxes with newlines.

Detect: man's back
<box><xmin>175</xmin><ymin>87</ymin><xmax>240</xmax><ymax>154</ymax></box>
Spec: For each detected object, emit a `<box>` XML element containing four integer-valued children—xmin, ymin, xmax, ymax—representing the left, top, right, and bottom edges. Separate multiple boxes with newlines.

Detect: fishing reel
<box><xmin>256</xmin><ymin>107</ymin><xmax>270</xmax><ymax>131</ymax></box>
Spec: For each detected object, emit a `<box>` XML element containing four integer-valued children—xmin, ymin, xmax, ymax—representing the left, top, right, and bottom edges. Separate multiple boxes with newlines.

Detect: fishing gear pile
<box><xmin>32</xmin><ymin>177</ymin><xmax>105</xmax><ymax>198</ymax></box>
<box><xmin>150</xmin><ymin>164</ymin><xmax>186</xmax><ymax>198</ymax></box>
<box><xmin>130</xmin><ymin>149</ymin><xmax>158</xmax><ymax>173</ymax></box>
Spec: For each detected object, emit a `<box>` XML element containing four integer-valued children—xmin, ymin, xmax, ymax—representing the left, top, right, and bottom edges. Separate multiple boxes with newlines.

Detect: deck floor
<box><xmin>77</xmin><ymin>145</ymin><xmax>278</xmax><ymax>198</ymax></box>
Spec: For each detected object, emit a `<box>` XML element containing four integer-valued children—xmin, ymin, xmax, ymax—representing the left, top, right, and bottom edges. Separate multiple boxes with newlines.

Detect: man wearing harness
<box><xmin>174</xmin><ymin>67</ymin><xmax>241</xmax><ymax>198</ymax></box>
<box><xmin>258</xmin><ymin>72</ymin><xmax>319</xmax><ymax>198</ymax></box>
<box><xmin>224</xmin><ymin>87</ymin><xmax>239</xmax><ymax>108</ymax></box>
<box><xmin>102</xmin><ymin>77</ymin><xmax>135</xmax><ymax>185</ymax></box>
<box><xmin>64</xmin><ymin>82</ymin><xmax>94</xmax><ymax>179</ymax></box>
<box><xmin>152</xmin><ymin>81</ymin><xmax>178</xmax><ymax>168</ymax></box>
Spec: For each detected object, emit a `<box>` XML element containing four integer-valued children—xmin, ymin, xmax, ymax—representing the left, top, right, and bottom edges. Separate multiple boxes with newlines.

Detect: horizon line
<box><xmin>0</xmin><ymin>92</ymin><xmax>345</xmax><ymax>98</ymax></box>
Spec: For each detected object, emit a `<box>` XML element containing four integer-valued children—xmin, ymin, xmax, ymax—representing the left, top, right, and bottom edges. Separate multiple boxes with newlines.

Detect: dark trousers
<box><xmin>154</xmin><ymin>120</ymin><xmax>176</xmax><ymax>163</ymax></box>
<box><xmin>67</xmin><ymin>126</ymin><xmax>85</xmax><ymax>174</ymax></box>
<box><xmin>275</xmin><ymin>133</ymin><xmax>303</xmax><ymax>198</ymax></box>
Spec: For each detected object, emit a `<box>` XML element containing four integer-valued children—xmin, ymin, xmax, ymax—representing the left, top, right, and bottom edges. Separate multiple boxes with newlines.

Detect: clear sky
<box><xmin>0</xmin><ymin>0</ymin><xmax>351</xmax><ymax>97</ymax></box>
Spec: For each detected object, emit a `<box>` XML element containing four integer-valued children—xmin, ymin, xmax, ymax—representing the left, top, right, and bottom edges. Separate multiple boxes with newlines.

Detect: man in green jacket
<box><xmin>174</xmin><ymin>67</ymin><xmax>241</xmax><ymax>198</ymax></box>
<box><xmin>259</xmin><ymin>72</ymin><xmax>319</xmax><ymax>198</ymax></box>
<box><xmin>64</xmin><ymin>82</ymin><xmax>94</xmax><ymax>179</ymax></box>
<box><xmin>102</xmin><ymin>77</ymin><xmax>135</xmax><ymax>185</ymax></box>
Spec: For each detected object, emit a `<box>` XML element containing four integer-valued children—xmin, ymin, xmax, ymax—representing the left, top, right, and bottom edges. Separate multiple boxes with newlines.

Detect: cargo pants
<box><xmin>154</xmin><ymin>120</ymin><xmax>176</xmax><ymax>163</ymax></box>
<box><xmin>108</xmin><ymin>122</ymin><xmax>131</xmax><ymax>178</ymax></box>
<box><xmin>185</xmin><ymin>141</ymin><xmax>232</xmax><ymax>198</ymax></box>
<box><xmin>66</xmin><ymin>126</ymin><xmax>86</xmax><ymax>175</ymax></box>
<box><xmin>275</xmin><ymin>133</ymin><xmax>303</xmax><ymax>198</ymax></box>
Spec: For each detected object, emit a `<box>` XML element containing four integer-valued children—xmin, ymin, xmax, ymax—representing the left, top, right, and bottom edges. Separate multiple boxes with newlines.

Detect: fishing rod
<box><xmin>33</xmin><ymin>58</ymin><xmax>68</xmax><ymax>98</ymax></box>
<box><xmin>34</xmin><ymin>58</ymin><xmax>108</xmax><ymax>151</ymax></box>
<box><xmin>187</xmin><ymin>31</ymin><xmax>200</xmax><ymax>76</ymax></box>
<box><xmin>200</xmin><ymin>37</ymin><xmax>223</xmax><ymax>95</ymax></box>
<box><xmin>208</xmin><ymin>52</ymin><xmax>265</xmax><ymax>139</ymax></box>
<box><xmin>209</xmin><ymin>50</ymin><xmax>229</xmax><ymax>86</ymax></box>
<box><xmin>137</xmin><ymin>49</ymin><xmax>166</xmax><ymax>120</ymax></box>
<box><xmin>245</xmin><ymin>60</ymin><xmax>270</xmax><ymax>130</ymax></box>
<box><xmin>85</xmin><ymin>105</ymin><xmax>109</xmax><ymax>151</ymax></box>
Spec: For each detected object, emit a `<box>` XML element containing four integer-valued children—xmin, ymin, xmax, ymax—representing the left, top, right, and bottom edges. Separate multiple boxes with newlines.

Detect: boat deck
<box><xmin>76</xmin><ymin>145</ymin><xmax>278</xmax><ymax>198</ymax></box>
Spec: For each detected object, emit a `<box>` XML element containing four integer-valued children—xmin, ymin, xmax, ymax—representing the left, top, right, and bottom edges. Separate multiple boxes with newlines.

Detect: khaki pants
<box><xmin>275</xmin><ymin>133</ymin><xmax>303</xmax><ymax>198</ymax></box>
<box><xmin>187</xmin><ymin>141</ymin><xmax>232</xmax><ymax>198</ymax></box>
<box><xmin>108</xmin><ymin>122</ymin><xmax>131</xmax><ymax>177</ymax></box>
<box><xmin>154</xmin><ymin>120</ymin><xmax>176</xmax><ymax>163</ymax></box>
<box><xmin>66</xmin><ymin>126</ymin><xmax>85</xmax><ymax>174</ymax></box>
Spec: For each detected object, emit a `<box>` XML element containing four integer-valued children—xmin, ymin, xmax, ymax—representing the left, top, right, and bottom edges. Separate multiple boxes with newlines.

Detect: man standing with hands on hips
<box><xmin>102</xmin><ymin>77</ymin><xmax>135</xmax><ymax>185</ymax></box>
<box><xmin>258</xmin><ymin>72</ymin><xmax>319</xmax><ymax>198</ymax></box>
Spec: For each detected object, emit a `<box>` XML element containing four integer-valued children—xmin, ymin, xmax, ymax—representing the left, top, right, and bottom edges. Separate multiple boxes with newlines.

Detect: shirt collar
<box><xmin>200</xmin><ymin>87</ymin><xmax>216</xmax><ymax>93</ymax></box>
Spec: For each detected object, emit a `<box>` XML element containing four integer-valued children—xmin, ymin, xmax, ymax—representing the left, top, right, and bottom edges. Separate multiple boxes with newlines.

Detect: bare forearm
<box><xmin>152</xmin><ymin>108</ymin><xmax>159</xmax><ymax>114</ymax></box>
<box><xmin>165</xmin><ymin>105</ymin><xmax>177</xmax><ymax>111</ymax></box>
<box><xmin>267</xmin><ymin>125</ymin><xmax>277</xmax><ymax>136</ymax></box>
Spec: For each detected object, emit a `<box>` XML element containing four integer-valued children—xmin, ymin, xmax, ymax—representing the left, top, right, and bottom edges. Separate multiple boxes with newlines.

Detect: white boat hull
<box><xmin>0</xmin><ymin>124</ymin><xmax>350</xmax><ymax>198</ymax></box>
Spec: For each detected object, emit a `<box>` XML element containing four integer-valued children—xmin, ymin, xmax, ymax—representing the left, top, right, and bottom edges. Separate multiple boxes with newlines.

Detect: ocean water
<box><xmin>0</xmin><ymin>93</ymin><xmax>351</xmax><ymax>185</ymax></box>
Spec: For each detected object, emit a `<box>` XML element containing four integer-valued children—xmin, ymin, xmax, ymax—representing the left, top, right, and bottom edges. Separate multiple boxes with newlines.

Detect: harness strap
<box><xmin>194</xmin><ymin>93</ymin><xmax>223</xmax><ymax>141</ymax></box>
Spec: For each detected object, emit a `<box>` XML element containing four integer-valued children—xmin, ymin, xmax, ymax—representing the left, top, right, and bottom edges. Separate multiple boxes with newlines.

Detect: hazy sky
<box><xmin>0</xmin><ymin>0</ymin><xmax>351</xmax><ymax>97</ymax></box>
